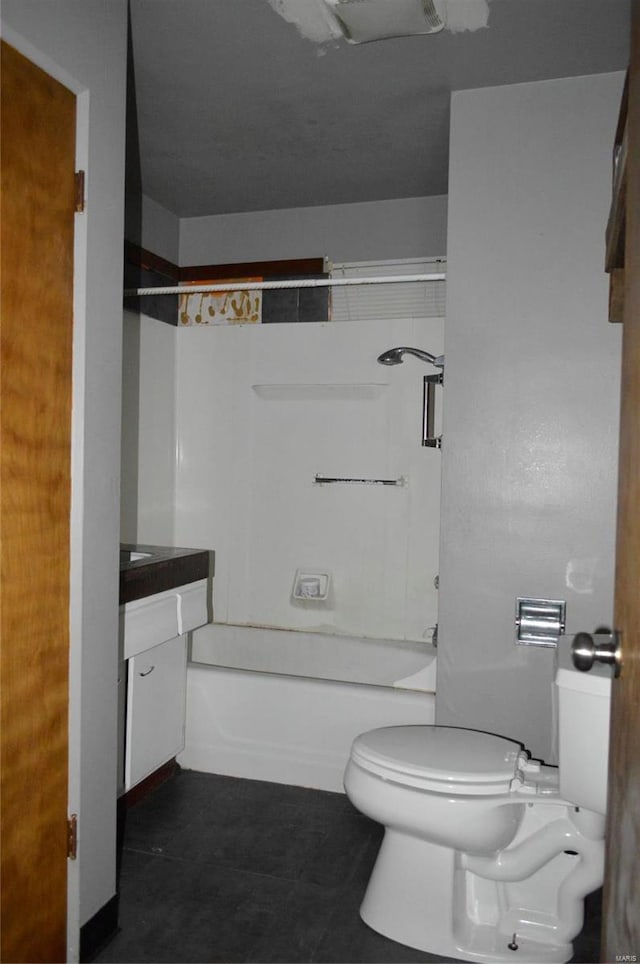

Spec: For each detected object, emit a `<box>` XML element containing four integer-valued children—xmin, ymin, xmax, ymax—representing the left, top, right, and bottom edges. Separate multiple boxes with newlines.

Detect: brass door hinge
<box><xmin>75</xmin><ymin>171</ymin><xmax>85</xmax><ymax>213</ymax></box>
<box><xmin>67</xmin><ymin>814</ymin><xmax>78</xmax><ymax>860</ymax></box>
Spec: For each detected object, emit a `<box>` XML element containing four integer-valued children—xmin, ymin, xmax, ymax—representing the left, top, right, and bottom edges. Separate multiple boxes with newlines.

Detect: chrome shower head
<box><xmin>377</xmin><ymin>347</ymin><xmax>444</xmax><ymax>368</ymax></box>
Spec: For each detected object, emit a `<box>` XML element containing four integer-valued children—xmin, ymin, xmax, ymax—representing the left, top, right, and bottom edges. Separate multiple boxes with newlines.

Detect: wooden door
<box><xmin>602</xmin><ymin>3</ymin><xmax>640</xmax><ymax>959</ymax></box>
<box><xmin>0</xmin><ymin>41</ymin><xmax>76</xmax><ymax>963</ymax></box>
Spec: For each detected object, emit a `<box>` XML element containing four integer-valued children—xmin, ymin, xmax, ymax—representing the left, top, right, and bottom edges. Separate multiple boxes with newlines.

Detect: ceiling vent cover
<box><xmin>324</xmin><ymin>0</ymin><xmax>444</xmax><ymax>43</ymax></box>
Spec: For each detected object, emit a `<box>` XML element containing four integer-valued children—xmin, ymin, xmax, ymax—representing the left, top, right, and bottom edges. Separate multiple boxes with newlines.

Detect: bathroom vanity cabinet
<box><xmin>119</xmin><ymin>545</ymin><xmax>212</xmax><ymax>794</ymax></box>
<box><xmin>124</xmin><ymin>634</ymin><xmax>187</xmax><ymax>790</ymax></box>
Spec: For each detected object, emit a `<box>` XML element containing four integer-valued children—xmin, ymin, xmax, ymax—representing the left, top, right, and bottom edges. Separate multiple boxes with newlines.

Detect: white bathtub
<box><xmin>178</xmin><ymin>623</ymin><xmax>437</xmax><ymax>792</ymax></box>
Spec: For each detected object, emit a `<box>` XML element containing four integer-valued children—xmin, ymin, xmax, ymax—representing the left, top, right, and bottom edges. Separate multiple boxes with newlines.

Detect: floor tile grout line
<box><xmin>121</xmin><ymin>843</ymin><xmax>348</xmax><ymax>890</ymax></box>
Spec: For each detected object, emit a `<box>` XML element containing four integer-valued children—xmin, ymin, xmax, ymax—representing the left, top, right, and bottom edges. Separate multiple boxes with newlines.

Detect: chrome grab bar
<box><xmin>423</xmin><ymin>373</ymin><xmax>443</xmax><ymax>448</ymax></box>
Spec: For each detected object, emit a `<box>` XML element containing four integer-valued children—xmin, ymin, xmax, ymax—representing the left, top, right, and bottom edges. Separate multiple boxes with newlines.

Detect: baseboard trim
<box><xmin>122</xmin><ymin>757</ymin><xmax>177</xmax><ymax>808</ymax></box>
<box><xmin>79</xmin><ymin>893</ymin><xmax>119</xmax><ymax>962</ymax></box>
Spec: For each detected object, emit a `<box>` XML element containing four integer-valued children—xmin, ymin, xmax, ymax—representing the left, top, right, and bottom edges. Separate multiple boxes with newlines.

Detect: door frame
<box><xmin>602</xmin><ymin>1</ymin><xmax>640</xmax><ymax>957</ymax></box>
<box><xmin>0</xmin><ymin>20</ymin><xmax>120</xmax><ymax>961</ymax></box>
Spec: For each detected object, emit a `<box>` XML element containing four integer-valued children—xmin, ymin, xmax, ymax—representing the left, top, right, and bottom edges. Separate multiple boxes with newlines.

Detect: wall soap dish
<box><xmin>292</xmin><ymin>570</ymin><xmax>330</xmax><ymax>601</ymax></box>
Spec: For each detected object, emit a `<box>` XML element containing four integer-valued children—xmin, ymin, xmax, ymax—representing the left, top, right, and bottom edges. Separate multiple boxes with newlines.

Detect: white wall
<box><xmin>179</xmin><ymin>195</ymin><xmax>447</xmax><ymax>266</ymax></box>
<box><xmin>141</xmin><ymin>195</ymin><xmax>180</xmax><ymax>264</ymax></box>
<box><xmin>437</xmin><ymin>72</ymin><xmax>624</xmax><ymax>761</ymax></box>
<box><xmin>1</xmin><ymin>1</ymin><xmax>127</xmax><ymax>950</ymax></box>
<box><xmin>121</xmin><ymin>312</ymin><xmax>177</xmax><ymax>544</ymax></box>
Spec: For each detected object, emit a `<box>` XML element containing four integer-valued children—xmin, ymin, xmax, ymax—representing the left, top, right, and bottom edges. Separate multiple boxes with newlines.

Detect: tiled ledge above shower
<box><xmin>119</xmin><ymin>543</ymin><xmax>213</xmax><ymax>604</ymax></box>
<box><xmin>123</xmin><ymin>244</ymin><xmax>330</xmax><ymax>326</ymax></box>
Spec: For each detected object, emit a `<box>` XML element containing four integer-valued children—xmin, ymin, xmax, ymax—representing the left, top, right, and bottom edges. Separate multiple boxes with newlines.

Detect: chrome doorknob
<box><xmin>571</xmin><ymin>631</ymin><xmax>621</xmax><ymax>677</ymax></box>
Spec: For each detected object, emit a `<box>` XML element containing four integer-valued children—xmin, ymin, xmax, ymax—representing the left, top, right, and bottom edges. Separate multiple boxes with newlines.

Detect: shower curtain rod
<box><xmin>125</xmin><ymin>272</ymin><xmax>446</xmax><ymax>297</ymax></box>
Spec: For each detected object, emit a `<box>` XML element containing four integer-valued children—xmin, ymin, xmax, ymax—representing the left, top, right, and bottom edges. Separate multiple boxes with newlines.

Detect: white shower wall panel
<box><xmin>121</xmin><ymin>312</ymin><xmax>177</xmax><ymax>544</ymax></box>
<box><xmin>174</xmin><ymin>317</ymin><xmax>443</xmax><ymax>643</ymax></box>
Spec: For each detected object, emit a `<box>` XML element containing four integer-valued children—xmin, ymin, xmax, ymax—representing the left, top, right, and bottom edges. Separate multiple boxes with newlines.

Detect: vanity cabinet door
<box><xmin>125</xmin><ymin>635</ymin><xmax>187</xmax><ymax>790</ymax></box>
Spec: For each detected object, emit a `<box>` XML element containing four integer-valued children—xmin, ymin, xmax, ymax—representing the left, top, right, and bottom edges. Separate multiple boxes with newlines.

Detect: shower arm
<box><xmin>377</xmin><ymin>347</ymin><xmax>444</xmax><ymax>369</ymax></box>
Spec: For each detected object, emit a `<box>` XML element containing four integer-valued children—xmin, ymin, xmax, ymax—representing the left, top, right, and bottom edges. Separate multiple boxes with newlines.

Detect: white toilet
<box><xmin>343</xmin><ymin>641</ymin><xmax>612</xmax><ymax>963</ymax></box>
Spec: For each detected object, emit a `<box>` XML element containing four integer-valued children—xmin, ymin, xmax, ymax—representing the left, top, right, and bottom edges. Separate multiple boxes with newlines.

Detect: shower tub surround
<box><xmin>172</xmin><ymin>316</ymin><xmax>444</xmax><ymax>646</ymax></box>
<box><xmin>178</xmin><ymin>624</ymin><xmax>436</xmax><ymax>792</ymax></box>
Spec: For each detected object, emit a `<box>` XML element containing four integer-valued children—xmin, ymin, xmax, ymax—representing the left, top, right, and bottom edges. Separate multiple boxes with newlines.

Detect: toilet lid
<box><xmin>350</xmin><ymin>725</ymin><xmax>524</xmax><ymax>795</ymax></box>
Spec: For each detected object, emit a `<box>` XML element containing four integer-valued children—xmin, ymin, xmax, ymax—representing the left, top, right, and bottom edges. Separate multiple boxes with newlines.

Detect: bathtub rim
<box><xmin>189</xmin><ymin>621</ymin><xmax>437</xmax><ymax>692</ymax></box>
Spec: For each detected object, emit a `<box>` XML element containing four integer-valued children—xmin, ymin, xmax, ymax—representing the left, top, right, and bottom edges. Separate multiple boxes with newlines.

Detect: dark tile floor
<box><xmin>92</xmin><ymin>768</ymin><xmax>602</xmax><ymax>964</ymax></box>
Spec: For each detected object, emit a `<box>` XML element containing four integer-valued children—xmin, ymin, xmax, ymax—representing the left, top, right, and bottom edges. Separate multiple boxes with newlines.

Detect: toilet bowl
<box><xmin>343</xmin><ymin>645</ymin><xmax>611</xmax><ymax>963</ymax></box>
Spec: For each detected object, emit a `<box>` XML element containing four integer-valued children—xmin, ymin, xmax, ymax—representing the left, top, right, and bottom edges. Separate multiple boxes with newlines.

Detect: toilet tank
<box><xmin>554</xmin><ymin>638</ymin><xmax>612</xmax><ymax>815</ymax></box>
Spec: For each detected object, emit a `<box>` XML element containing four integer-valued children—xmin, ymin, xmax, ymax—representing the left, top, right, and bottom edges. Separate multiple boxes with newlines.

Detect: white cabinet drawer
<box><xmin>121</xmin><ymin>579</ymin><xmax>208</xmax><ymax>659</ymax></box>
<box><xmin>122</xmin><ymin>591</ymin><xmax>179</xmax><ymax>660</ymax></box>
<box><xmin>177</xmin><ymin>580</ymin><xmax>209</xmax><ymax>635</ymax></box>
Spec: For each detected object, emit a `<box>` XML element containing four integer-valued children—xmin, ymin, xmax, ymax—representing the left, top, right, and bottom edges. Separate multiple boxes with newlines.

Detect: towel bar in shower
<box><xmin>314</xmin><ymin>474</ymin><xmax>407</xmax><ymax>487</ymax></box>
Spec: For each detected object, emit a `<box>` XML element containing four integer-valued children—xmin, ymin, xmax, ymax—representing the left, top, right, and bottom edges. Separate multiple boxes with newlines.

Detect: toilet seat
<box><xmin>351</xmin><ymin>725</ymin><xmax>526</xmax><ymax>795</ymax></box>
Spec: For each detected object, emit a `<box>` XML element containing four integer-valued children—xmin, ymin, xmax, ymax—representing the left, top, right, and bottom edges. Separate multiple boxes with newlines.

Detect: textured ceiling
<box><xmin>129</xmin><ymin>0</ymin><xmax>630</xmax><ymax>218</ymax></box>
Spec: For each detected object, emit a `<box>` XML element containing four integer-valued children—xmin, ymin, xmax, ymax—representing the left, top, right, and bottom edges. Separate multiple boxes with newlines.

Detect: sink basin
<box><xmin>120</xmin><ymin>549</ymin><xmax>152</xmax><ymax>563</ymax></box>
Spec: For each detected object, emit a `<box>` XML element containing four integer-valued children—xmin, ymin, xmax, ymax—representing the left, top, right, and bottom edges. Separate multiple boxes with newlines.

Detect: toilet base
<box><xmin>359</xmin><ymin>829</ymin><xmax>573</xmax><ymax>963</ymax></box>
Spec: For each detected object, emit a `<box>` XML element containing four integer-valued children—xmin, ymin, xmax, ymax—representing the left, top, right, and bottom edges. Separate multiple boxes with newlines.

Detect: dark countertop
<box><xmin>120</xmin><ymin>543</ymin><xmax>213</xmax><ymax>605</ymax></box>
